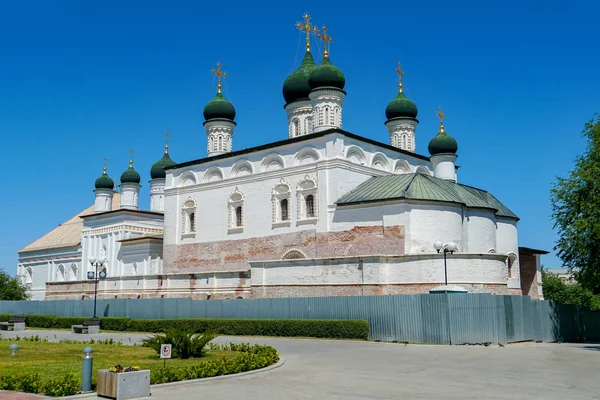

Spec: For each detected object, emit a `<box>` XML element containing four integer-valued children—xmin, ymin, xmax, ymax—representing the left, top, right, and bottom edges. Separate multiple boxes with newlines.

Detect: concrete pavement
<box><xmin>0</xmin><ymin>330</ymin><xmax>598</xmax><ymax>399</ymax></box>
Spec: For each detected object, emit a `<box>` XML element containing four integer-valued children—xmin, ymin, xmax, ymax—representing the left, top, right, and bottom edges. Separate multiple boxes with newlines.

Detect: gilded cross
<box><xmin>164</xmin><ymin>129</ymin><xmax>171</xmax><ymax>153</ymax></box>
<box><xmin>128</xmin><ymin>148</ymin><xmax>134</xmax><ymax>167</ymax></box>
<box><xmin>103</xmin><ymin>157</ymin><xmax>108</xmax><ymax>174</ymax></box>
<box><xmin>317</xmin><ymin>26</ymin><xmax>333</xmax><ymax>57</ymax></box>
<box><xmin>210</xmin><ymin>62</ymin><xmax>227</xmax><ymax>93</ymax></box>
<box><xmin>295</xmin><ymin>13</ymin><xmax>317</xmax><ymax>52</ymax></box>
<box><xmin>395</xmin><ymin>62</ymin><xmax>405</xmax><ymax>91</ymax></box>
<box><xmin>436</xmin><ymin>106</ymin><xmax>446</xmax><ymax>131</ymax></box>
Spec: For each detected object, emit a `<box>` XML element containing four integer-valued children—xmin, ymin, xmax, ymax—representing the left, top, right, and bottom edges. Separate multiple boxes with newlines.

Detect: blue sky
<box><xmin>1</xmin><ymin>0</ymin><xmax>598</xmax><ymax>275</ymax></box>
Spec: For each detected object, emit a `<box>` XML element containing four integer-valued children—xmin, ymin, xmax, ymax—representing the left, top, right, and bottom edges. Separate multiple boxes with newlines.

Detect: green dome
<box><xmin>95</xmin><ymin>169</ymin><xmax>114</xmax><ymax>190</ymax></box>
<box><xmin>283</xmin><ymin>51</ymin><xmax>317</xmax><ymax>104</ymax></box>
<box><xmin>150</xmin><ymin>150</ymin><xmax>176</xmax><ymax>179</ymax></box>
<box><xmin>120</xmin><ymin>163</ymin><xmax>141</xmax><ymax>184</ymax></box>
<box><xmin>428</xmin><ymin>127</ymin><xmax>458</xmax><ymax>155</ymax></box>
<box><xmin>203</xmin><ymin>92</ymin><xmax>236</xmax><ymax>121</ymax></box>
<box><xmin>385</xmin><ymin>91</ymin><xmax>418</xmax><ymax>120</ymax></box>
<box><xmin>308</xmin><ymin>56</ymin><xmax>345</xmax><ymax>90</ymax></box>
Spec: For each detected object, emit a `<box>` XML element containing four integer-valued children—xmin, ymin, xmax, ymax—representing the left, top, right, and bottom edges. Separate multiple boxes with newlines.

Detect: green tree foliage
<box><xmin>0</xmin><ymin>269</ymin><xmax>29</xmax><ymax>300</ymax></box>
<box><xmin>551</xmin><ymin>115</ymin><xmax>600</xmax><ymax>294</ymax></box>
<box><xmin>541</xmin><ymin>268</ymin><xmax>600</xmax><ymax>310</ymax></box>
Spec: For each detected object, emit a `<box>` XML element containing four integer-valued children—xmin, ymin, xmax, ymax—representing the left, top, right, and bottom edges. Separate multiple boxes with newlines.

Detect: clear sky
<box><xmin>1</xmin><ymin>0</ymin><xmax>598</xmax><ymax>275</ymax></box>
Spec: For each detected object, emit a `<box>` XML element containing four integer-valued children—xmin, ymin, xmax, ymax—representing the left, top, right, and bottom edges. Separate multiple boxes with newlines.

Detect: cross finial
<box><xmin>164</xmin><ymin>129</ymin><xmax>171</xmax><ymax>153</ymax></box>
<box><xmin>296</xmin><ymin>13</ymin><xmax>317</xmax><ymax>52</ymax></box>
<box><xmin>436</xmin><ymin>106</ymin><xmax>446</xmax><ymax>132</ymax></box>
<box><xmin>210</xmin><ymin>62</ymin><xmax>227</xmax><ymax>94</ymax></box>
<box><xmin>317</xmin><ymin>25</ymin><xmax>333</xmax><ymax>57</ymax></box>
<box><xmin>128</xmin><ymin>148</ymin><xmax>134</xmax><ymax>167</ymax></box>
<box><xmin>395</xmin><ymin>62</ymin><xmax>405</xmax><ymax>92</ymax></box>
<box><xmin>103</xmin><ymin>157</ymin><xmax>108</xmax><ymax>174</ymax></box>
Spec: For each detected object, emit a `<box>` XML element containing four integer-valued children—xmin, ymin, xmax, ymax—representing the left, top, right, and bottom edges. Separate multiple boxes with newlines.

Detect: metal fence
<box><xmin>1</xmin><ymin>294</ymin><xmax>598</xmax><ymax>344</ymax></box>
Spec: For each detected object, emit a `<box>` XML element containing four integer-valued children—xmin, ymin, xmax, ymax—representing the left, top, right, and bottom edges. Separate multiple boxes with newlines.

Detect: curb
<box><xmin>62</xmin><ymin>356</ymin><xmax>285</xmax><ymax>399</ymax></box>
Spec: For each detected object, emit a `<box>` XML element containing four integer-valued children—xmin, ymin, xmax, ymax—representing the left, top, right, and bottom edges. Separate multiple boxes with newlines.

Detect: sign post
<box><xmin>160</xmin><ymin>344</ymin><xmax>172</xmax><ymax>368</ymax></box>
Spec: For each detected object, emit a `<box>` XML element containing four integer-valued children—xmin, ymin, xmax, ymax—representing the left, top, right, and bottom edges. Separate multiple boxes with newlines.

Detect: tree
<box><xmin>541</xmin><ymin>268</ymin><xmax>600</xmax><ymax>310</ymax></box>
<box><xmin>0</xmin><ymin>269</ymin><xmax>29</xmax><ymax>300</ymax></box>
<box><xmin>551</xmin><ymin>115</ymin><xmax>600</xmax><ymax>294</ymax></box>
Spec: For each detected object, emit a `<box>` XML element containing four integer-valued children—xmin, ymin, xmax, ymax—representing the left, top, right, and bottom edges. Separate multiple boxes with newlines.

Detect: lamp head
<box><xmin>99</xmin><ymin>257</ymin><xmax>107</xmax><ymax>265</ymax></box>
<box><xmin>89</xmin><ymin>257</ymin><xmax>97</xmax><ymax>265</ymax></box>
<box><xmin>447</xmin><ymin>242</ymin><xmax>458</xmax><ymax>253</ymax></box>
<box><xmin>433</xmin><ymin>240</ymin><xmax>443</xmax><ymax>253</ymax></box>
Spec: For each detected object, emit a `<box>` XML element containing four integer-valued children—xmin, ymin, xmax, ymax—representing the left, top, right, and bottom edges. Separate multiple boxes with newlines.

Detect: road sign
<box><xmin>160</xmin><ymin>344</ymin><xmax>172</xmax><ymax>359</ymax></box>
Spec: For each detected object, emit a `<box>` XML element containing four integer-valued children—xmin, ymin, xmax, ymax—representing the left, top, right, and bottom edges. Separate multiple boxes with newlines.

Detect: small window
<box><xmin>189</xmin><ymin>212</ymin><xmax>196</xmax><ymax>232</ymax></box>
<box><xmin>281</xmin><ymin>199</ymin><xmax>289</xmax><ymax>221</ymax></box>
<box><xmin>182</xmin><ymin>197</ymin><xmax>197</xmax><ymax>236</ymax></box>
<box><xmin>293</xmin><ymin>119</ymin><xmax>300</xmax><ymax>137</ymax></box>
<box><xmin>235</xmin><ymin>206</ymin><xmax>243</xmax><ymax>227</ymax></box>
<box><xmin>306</xmin><ymin>195</ymin><xmax>315</xmax><ymax>218</ymax></box>
<box><xmin>218</xmin><ymin>136</ymin><xmax>223</xmax><ymax>151</ymax></box>
<box><xmin>324</xmin><ymin>107</ymin><xmax>329</xmax><ymax>125</ymax></box>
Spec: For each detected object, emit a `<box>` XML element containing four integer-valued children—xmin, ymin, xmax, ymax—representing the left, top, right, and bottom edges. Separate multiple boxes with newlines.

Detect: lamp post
<box><xmin>88</xmin><ymin>257</ymin><xmax>107</xmax><ymax>319</ymax></box>
<box><xmin>433</xmin><ymin>240</ymin><xmax>457</xmax><ymax>287</ymax></box>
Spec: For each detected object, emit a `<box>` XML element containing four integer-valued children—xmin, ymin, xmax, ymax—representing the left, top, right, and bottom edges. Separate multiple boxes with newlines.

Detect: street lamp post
<box><xmin>87</xmin><ymin>257</ymin><xmax>107</xmax><ymax>319</ymax></box>
<box><xmin>433</xmin><ymin>240</ymin><xmax>457</xmax><ymax>287</ymax></box>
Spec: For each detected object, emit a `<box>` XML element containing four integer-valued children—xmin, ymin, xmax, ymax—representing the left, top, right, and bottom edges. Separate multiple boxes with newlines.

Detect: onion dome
<box><xmin>428</xmin><ymin>114</ymin><xmax>458</xmax><ymax>155</ymax></box>
<box><xmin>283</xmin><ymin>51</ymin><xmax>317</xmax><ymax>104</ymax></box>
<box><xmin>150</xmin><ymin>146</ymin><xmax>176</xmax><ymax>179</ymax></box>
<box><xmin>386</xmin><ymin>91</ymin><xmax>418</xmax><ymax>120</ymax></box>
<box><xmin>95</xmin><ymin>166</ymin><xmax>114</xmax><ymax>190</ymax></box>
<box><xmin>308</xmin><ymin>56</ymin><xmax>345</xmax><ymax>90</ymax></box>
<box><xmin>203</xmin><ymin>92</ymin><xmax>236</xmax><ymax>121</ymax></box>
<box><xmin>120</xmin><ymin>160</ymin><xmax>141</xmax><ymax>184</ymax></box>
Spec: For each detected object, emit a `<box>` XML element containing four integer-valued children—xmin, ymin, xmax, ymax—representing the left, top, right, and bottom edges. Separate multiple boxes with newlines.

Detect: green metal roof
<box><xmin>335</xmin><ymin>173</ymin><xmax>518</xmax><ymax>220</ymax></box>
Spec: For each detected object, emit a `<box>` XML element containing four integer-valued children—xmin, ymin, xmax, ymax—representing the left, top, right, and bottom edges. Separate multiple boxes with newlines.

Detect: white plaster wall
<box><xmin>251</xmin><ymin>254</ymin><xmax>507</xmax><ymax>287</ymax></box>
<box><xmin>408</xmin><ymin>203</ymin><xmax>463</xmax><ymax>254</ymax></box>
<box><xmin>466</xmin><ymin>209</ymin><xmax>497</xmax><ymax>253</ymax></box>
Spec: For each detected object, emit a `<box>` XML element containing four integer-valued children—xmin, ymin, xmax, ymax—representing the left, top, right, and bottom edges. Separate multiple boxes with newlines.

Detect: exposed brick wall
<box><xmin>252</xmin><ymin>283</ymin><xmax>510</xmax><ymax>298</ymax></box>
<box><xmin>519</xmin><ymin>253</ymin><xmax>540</xmax><ymax>298</ymax></box>
<box><xmin>164</xmin><ymin>225</ymin><xmax>405</xmax><ymax>273</ymax></box>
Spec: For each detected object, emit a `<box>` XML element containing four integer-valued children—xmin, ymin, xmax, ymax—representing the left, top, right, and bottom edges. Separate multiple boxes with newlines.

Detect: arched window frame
<box><xmin>271</xmin><ymin>179</ymin><xmax>292</xmax><ymax>226</ymax></box>
<box><xmin>182</xmin><ymin>197</ymin><xmax>197</xmax><ymax>238</ymax></box>
<box><xmin>69</xmin><ymin>264</ymin><xmax>78</xmax><ymax>281</ymax></box>
<box><xmin>507</xmin><ymin>253</ymin><xmax>518</xmax><ymax>279</ymax></box>
<box><xmin>25</xmin><ymin>267</ymin><xmax>33</xmax><ymax>287</ymax></box>
<box><xmin>228</xmin><ymin>187</ymin><xmax>245</xmax><ymax>231</ymax></box>
<box><xmin>292</xmin><ymin>118</ymin><xmax>300</xmax><ymax>137</ymax></box>
<box><xmin>57</xmin><ymin>264</ymin><xmax>65</xmax><ymax>282</ymax></box>
<box><xmin>297</xmin><ymin>175</ymin><xmax>318</xmax><ymax>223</ymax></box>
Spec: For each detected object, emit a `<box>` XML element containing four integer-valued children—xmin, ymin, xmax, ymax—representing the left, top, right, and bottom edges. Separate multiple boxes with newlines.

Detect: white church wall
<box><xmin>496</xmin><ymin>217</ymin><xmax>520</xmax><ymax>287</ymax></box>
<box><xmin>466</xmin><ymin>209</ymin><xmax>497</xmax><ymax>253</ymax></box>
<box><xmin>408</xmin><ymin>203</ymin><xmax>463</xmax><ymax>254</ymax></box>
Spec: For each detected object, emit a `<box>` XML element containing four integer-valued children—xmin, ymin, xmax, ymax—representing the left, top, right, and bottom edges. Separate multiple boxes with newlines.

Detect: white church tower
<box><xmin>385</xmin><ymin>62</ymin><xmax>419</xmax><ymax>152</ymax></box>
<box><xmin>119</xmin><ymin>154</ymin><xmax>141</xmax><ymax>210</ymax></box>
<box><xmin>282</xmin><ymin>13</ymin><xmax>318</xmax><ymax>138</ymax></box>
<box><xmin>149</xmin><ymin>133</ymin><xmax>176</xmax><ymax>212</ymax></box>
<box><xmin>94</xmin><ymin>163</ymin><xmax>114</xmax><ymax>213</ymax></box>
<box><xmin>308</xmin><ymin>26</ymin><xmax>346</xmax><ymax>133</ymax></box>
<box><xmin>204</xmin><ymin>62</ymin><xmax>236</xmax><ymax>157</ymax></box>
<box><xmin>428</xmin><ymin>106</ymin><xmax>458</xmax><ymax>182</ymax></box>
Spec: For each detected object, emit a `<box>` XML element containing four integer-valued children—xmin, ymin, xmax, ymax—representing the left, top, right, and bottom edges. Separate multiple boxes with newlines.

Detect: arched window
<box><xmin>228</xmin><ymin>187</ymin><xmax>245</xmax><ymax>230</ymax></box>
<box><xmin>280</xmin><ymin>199</ymin><xmax>289</xmax><ymax>221</ymax></box>
<box><xmin>303</xmin><ymin>119</ymin><xmax>308</xmax><ymax>135</ymax></box>
<box><xmin>297</xmin><ymin>175</ymin><xmax>318</xmax><ymax>221</ymax></box>
<box><xmin>218</xmin><ymin>136</ymin><xmax>223</xmax><ymax>151</ymax></box>
<box><xmin>25</xmin><ymin>267</ymin><xmax>33</xmax><ymax>286</ymax></box>
<box><xmin>307</xmin><ymin>116</ymin><xmax>313</xmax><ymax>133</ymax></box>
<box><xmin>403</xmin><ymin>135</ymin><xmax>407</xmax><ymax>149</ymax></box>
<box><xmin>293</xmin><ymin>119</ymin><xmax>300</xmax><ymax>137</ymax></box>
<box><xmin>318</xmin><ymin>107</ymin><xmax>324</xmax><ymax>126</ymax></box>
<box><xmin>182</xmin><ymin>197</ymin><xmax>197</xmax><ymax>236</ymax></box>
<box><xmin>331</xmin><ymin>107</ymin><xmax>337</xmax><ymax>125</ymax></box>
<box><xmin>70</xmin><ymin>264</ymin><xmax>78</xmax><ymax>281</ymax></box>
<box><xmin>508</xmin><ymin>253</ymin><xmax>518</xmax><ymax>278</ymax></box>
<box><xmin>57</xmin><ymin>265</ymin><xmax>65</xmax><ymax>282</ymax></box>
<box><xmin>235</xmin><ymin>206</ymin><xmax>243</xmax><ymax>227</ymax></box>
<box><xmin>324</xmin><ymin>107</ymin><xmax>330</xmax><ymax>125</ymax></box>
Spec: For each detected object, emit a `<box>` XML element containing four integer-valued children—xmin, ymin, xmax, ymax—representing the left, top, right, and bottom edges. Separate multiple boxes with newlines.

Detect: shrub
<box><xmin>15</xmin><ymin>373</ymin><xmax>41</xmax><ymax>394</ymax></box>
<box><xmin>142</xmin><ymin>329</ymin><xmax>216</xmax><ymax>359</ymax></box>
<box><xmin>3</xmin><ymin>314</ymin><xmax>370</xmax><ymax>340</ymax></box>
<box><xmin>42</xmin><ymin>373</ymin><xmax>80</xmax><ymax>397</ymax></box>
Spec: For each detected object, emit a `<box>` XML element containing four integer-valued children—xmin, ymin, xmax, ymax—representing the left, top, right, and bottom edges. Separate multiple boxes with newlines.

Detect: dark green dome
<box><xmin>308</xmin><ymin>56</ymin><xmax>345</xmax><ymax>90</ymax></box>
<box><xmin>120</xmin><ymin>162</ymin><xmax>141</xmax><ymax>184</ymax></box>
<box><xmin>203</xmin><ymin>92</ymin><xmax>236</xmax><ymax>121</ymax></box>
<box><xmin>428</xmin><ymin>126</ymin><xmax>458</xmax><ymax>155</ymax></box>
<box><xmin>150</xmin><ymin>150</ymin><xmax>176</xmax><ymax>179</ymax></box>
<box><xmin>283</xmin><ymin>51</ymin><xmax>317</xmax><ymax>104</ymax></box>
<box><xmin>385</xmin><ymin>91</ymin><xmax>418</xmax><ymax>120</ymax></box>
<box><xmin>95</xmin><ymin>168</ymin><xmax>114</xmax><ymax>190</ymax></box>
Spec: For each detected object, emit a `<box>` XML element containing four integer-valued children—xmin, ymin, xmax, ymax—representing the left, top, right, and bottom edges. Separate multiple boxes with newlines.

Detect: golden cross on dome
<box><xmin>317</xmin><ymin>25</ymin><xmax>333</xmax><ymax>57</ymax></box>
<box><xmin>164</xmin><ymin>128</ymin><xmax>171</xmax><ymax>153</ymax></box>
<box><xmin>436</xmin><ymin>106</ymin><xmax>446</xmax><ymax>132</ymax></box>
<box><xmin>296</xmin><ymin>13</ymin><xmax>317</xmax><ymax>52</ymax></box>
<box><xmin>210</xmin><ymin>62</ymin><xmax>227</xmax><ymax>94</ymax></box>
<box><xmin>103</xmin><ymin>157</ymin><xmax>108</xmax><ymax>174</ymax></box>
<box><xmin>395</xmin><ymin>62</ymin><xmax>405</xmax><ymax>92</ymax></box>
<box><xmin>128</xmin><ymin>148</ymin><xmax>134</xmax><ymax>167</ymax></box>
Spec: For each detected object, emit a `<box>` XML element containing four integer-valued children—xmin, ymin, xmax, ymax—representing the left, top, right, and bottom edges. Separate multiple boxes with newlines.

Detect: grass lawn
<box><xmin>0</xmin><ymin>341</ymin><xmax>237</xmax><ymax>384</ymax></box>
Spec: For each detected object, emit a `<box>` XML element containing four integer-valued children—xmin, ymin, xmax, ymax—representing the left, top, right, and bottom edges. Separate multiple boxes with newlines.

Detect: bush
<box><xmin>0</xmin><ymin>372</ymin><xmax>80</xmax><ymax>396</ymax></box>
<box><xmin>4</xmin><ymin>314</ymin><xmax>370</xmax><ymax>340</ymax></box>
<box><xmin>142</xmin><ymin>329</ymin><xmax>216</xmax><ymax>359</ymax></box>
<box><xmin>42</xmin><ymin>373</ymin><xmax>80</xmax><ymax>397</ymax></box>
<box><xmin>150</xmin><ymin>343</ymin><xmax>279</xmax><ymax>384</ymax></box>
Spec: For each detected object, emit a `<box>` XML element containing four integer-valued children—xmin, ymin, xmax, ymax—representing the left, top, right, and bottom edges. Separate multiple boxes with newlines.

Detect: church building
<box><xmin>17</xmin><ymin>15</ymin><xmax>546</xmax><ymax>301</ymax></box>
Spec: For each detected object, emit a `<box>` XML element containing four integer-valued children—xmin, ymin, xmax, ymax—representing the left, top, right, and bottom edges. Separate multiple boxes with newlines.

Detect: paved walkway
<box><xmin>1</xmin><ymin>330</ymin><xmax>599</xmax><ymax>399</ymax></box>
